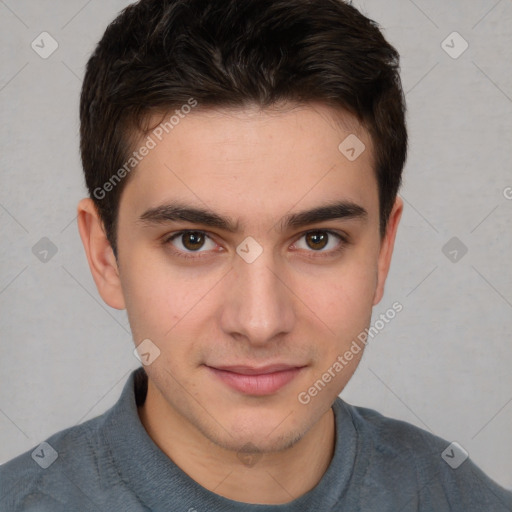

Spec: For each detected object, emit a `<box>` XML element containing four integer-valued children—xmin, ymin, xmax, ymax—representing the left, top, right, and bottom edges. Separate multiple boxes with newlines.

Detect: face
<box><xmin>89</xmin><ymin>103</ymin><xmax>401</xmax><ymax>453</ymax></box>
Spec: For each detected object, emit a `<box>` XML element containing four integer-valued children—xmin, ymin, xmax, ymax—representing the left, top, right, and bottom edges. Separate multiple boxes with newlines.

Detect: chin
<box><xmin>200</xmin><ymin>404</ymin><xmax>317</xmax><ymax>454</ymax></box>
<box><xmin>208</xmin><ymin>425</ymin><xmax>306</xmax><ymax>455</ymax></box>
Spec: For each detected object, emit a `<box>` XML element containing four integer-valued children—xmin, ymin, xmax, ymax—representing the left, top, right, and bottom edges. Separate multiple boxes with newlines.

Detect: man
<box><xmin>1</xmin><ymin>0</ymin><xmax>511</xmax><ymax>510</ymax></box>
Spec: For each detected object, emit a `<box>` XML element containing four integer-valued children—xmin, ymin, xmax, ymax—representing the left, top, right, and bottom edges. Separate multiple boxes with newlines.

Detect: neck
<box><xmin>137</xmin><ymin>378</ymin><xmax>336</xmax><ymax>505</ymax></box>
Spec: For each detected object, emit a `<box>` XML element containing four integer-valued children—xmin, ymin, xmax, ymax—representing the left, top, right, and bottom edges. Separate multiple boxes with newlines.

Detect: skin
<box><xmin>77</xmin><ymin>102</ymin><xmax>402</xmax><ymax>504</ymax></box>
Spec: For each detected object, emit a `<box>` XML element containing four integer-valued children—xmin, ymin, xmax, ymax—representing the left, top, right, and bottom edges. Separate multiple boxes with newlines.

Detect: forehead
<box><xmin>120</xmin><ymin>102</ymin><xmax>378</xmax><ymax>224</ymax></box>
<box><xmin>141</xmin><ymin>102</ymin><xmax>371</xmax><ymax>159</ymax></box>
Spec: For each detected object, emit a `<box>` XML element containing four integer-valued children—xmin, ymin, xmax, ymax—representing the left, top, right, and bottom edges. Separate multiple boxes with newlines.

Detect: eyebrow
<box><xmin>138</xmin><ymin>200</ymin><xmax>367</xmax><ymax>233</ymax></box>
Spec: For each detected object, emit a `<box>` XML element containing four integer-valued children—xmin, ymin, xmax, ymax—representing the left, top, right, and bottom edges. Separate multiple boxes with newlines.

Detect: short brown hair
<box><xmin>80</xmin><ymin>0</ymin><xmax>407</xmax><ymax>256</ymax></box>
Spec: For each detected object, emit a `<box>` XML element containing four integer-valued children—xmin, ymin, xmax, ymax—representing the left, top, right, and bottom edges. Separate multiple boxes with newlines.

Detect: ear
<box><xmin>77</xmin><ymin>198</ymin><xmax>126</xmax><ymax>310</ymax></box>
<box><xmin>373</xmin><ymin>196</ymin><xmax>403</xmax><ymax>305</ymax></box>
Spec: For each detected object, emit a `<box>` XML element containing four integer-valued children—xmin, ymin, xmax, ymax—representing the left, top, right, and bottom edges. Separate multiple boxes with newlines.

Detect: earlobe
<box><xmin>373</xmin><ymin>196</ymin><xmax>403</xmax><ymax>305</ymax></box>
<box><xmin>76</xmin><ymin>198</ymin><xmax>126</xmax><ymax>310</ymax></box>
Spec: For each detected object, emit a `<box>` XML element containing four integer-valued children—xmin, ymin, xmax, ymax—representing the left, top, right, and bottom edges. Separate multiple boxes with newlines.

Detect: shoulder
<box><xmin>342</xmin><ymin>400</ymin><xmax>445</xmax><ymax>455</ymax></box>
<box><xmin>0</xmin><ymin>412</ymin><xmax>113</xmax><ymax>512</ymax></box>
<box><xmin>336</xmin><ymin>399</ymin><xmax>512</xmax><ymax>511</ymax></box>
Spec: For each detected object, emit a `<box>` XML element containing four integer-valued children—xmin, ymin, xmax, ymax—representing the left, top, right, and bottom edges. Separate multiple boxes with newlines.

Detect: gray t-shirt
<box><xmin>1</xmin><ymin>367</ymin><xmax>511</xmax><ymax>511</ymax></box>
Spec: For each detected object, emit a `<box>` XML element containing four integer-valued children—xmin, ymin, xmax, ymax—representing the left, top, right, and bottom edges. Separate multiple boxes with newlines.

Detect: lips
<box><xmin>206</xmin><ymin>363</ymin><xmax>305</xmax><ymax>395</ymax></box>
<box><xmin>212</xmin><ymin>364</ymin><xmax>300</xmax><ymax>375</ymax></box>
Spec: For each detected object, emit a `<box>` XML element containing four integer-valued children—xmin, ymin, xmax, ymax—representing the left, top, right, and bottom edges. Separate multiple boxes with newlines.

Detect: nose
<box><xmin>219</xmin><ymin>250</ymin><xmax>296</xmax><ymax>347</ymax></box>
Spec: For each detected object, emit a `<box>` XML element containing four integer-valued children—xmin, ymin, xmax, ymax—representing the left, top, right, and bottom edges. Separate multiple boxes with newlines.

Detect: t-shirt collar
<box><xmin>102</xmin><ymin>367</ymin><xmax>357</xmax><ymax>511</ymax></box>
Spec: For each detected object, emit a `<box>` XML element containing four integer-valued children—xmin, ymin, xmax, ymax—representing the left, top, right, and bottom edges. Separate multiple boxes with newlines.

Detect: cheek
<box><xmin>118</xmin><ymin>252</ymin><xmax>219</xmax><ymax>354</ymax></box>
<box><xmin>309</xmin><ymin>253</ymin><xmax>378</xmax><ymax>355</ymax></box>
<box><xmin>118</xmin><ymin>253</ymin><xmax>177</xmax><ymax>341</ymax></box>
<box><xmin>320</xmin><ymin>255</ymin><xmax>378</xmax><ymax>313</ymax></box>
<box><xmin>324</xmin><ymin>281</ymin><xmax>375</xmax><ymax>345</ymax></box>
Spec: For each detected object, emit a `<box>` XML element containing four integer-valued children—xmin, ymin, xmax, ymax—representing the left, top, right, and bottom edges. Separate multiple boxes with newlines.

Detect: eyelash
<box><xmin>162</xmin><ymin>229</ymin><xmax>349</xmax><ymax>261</ymax></box>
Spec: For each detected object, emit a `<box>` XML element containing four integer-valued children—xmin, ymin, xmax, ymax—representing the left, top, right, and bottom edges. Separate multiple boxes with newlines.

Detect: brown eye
<box><xmin>181</xmin><ymin>232</ymin><xmax>205</xmax><ymax>251</ymax></box>
<box><xmin>166</xmin><ymin>231</ymin><xmax>217</xmax><ymax>255</ymax></box>
<box><xmin>305</xmin><ymin>231</ymin><xmax>329</xmax><ymax>251</ymax></box>
<box><xmin>293</xmin><ymin>230</ymin><xmax>346</xmax><ymax>256</ymax></box>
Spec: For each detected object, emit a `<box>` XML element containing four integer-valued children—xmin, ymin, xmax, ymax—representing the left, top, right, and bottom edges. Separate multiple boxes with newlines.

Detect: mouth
<box><xmin>205</xmin><ymin>364</ymin><xmax>306</xmax><ymax>396</ymax></box>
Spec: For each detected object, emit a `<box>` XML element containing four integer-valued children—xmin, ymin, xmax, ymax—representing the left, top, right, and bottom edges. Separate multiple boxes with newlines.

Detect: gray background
<box><xmin>1</xmin><ymin>0</ymin><xmax>511</xmax><ymax>490</ymax></box>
